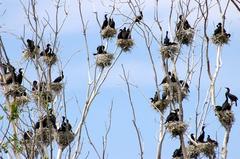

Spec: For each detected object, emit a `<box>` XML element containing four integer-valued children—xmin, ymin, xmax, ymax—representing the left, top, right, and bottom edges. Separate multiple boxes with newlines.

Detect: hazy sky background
<box><xmin>1</xmin><ymin>0</ymin><xmax>240</xmax><ymax>158</ymax></box>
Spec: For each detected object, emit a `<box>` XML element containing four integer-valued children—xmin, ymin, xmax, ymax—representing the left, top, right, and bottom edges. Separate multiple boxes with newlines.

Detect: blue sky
<box><xmin>1</xmin><ymin>0</ymin><xmax>240</xmax><ymax>158</ymax></box>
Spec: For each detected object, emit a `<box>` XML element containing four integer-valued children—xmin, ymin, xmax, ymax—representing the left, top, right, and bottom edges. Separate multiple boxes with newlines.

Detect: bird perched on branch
<box><xmin>225</xmin><ymin>87</ymin><xmax>238</xmax><ymax>106</ymax></box>
<box><xmin>134</xmin><ymin>11</ymin><xmax>143</xmax><ymax>23</ymax></box>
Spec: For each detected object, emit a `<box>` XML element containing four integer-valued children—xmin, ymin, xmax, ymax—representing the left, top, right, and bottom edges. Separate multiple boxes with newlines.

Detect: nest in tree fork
<box><xmin>33</xmin><ymin>91</ymin><xmax>53</xmax><ymax>107</ymax></box>
<box><xmin>4</xmin><ymin>84</ymin><xmax>25</xmax><ymax>97</ymax></box>
<box><xmin>212</xmin><ymin>33</ymin><xmax>230</xmax><ymax>45</ymax></box>
<box><xmin>176</xmin><ymin>28</ymin><xmax>194</xmax><ymax>45</ymax></box>
<box><xmin>151</xmin><ymin>99</ymin><xmax>170</xmax><ymax>112</ymax></box>
<box><xmin>215</xmin><ymin>110</ymin><xmax>234</xmax><ymax>129</ymax></box>
<box><xmin>55</xmin><ymin>131</ymin><xmax>75</xmax><ymax>149</ymax></box>
<box><xmin>117</xmin><ymin>39</ymin><xmax>134</xmax><ymax>52</ymax></box>
<box><xmin>43</xmin><ymin>54</ymin><xmax>57</xmax><ymax>66</ymax></box>
<box><xmin>96</xmin><ymin>53</ymin><xmax>114</xmax><ymax>67</ymax></box>
<box><xmin>160</xmin><ymin>44</ymin><xmax>180</xmax><ymax>59</ymax></box>
<box><xmin>165</xmin><ymin>121</ymin><xmax>187</xmax><ymax>137</ymax></box>
<box><xmin>11</xmin><ymin>96</ymin><xmax>30</xmax><ymax>107</ymax></box>
<box><xmin>101</xmin><ymin>26</ymin><xmax>117</xmax><ymax>38</ymax></box>
<box><xmin>35</xmin><ymin>128</ymin><xmax>55</xmax><ymax>146</ymax></box>
<box><xmin>50</xmin><ymin>83</ymin><xmax>63</xmax><ymax>94</ymax></box>
<box><xmin>23</xmin><ymin>48</ymin><xmax>39</xmax><ymax>60</ymax></box>
<box><xmin>187</xmin><ymin>142</ymin><xmax>216</xmax><ymax>158</ymax></box>
<box><xmin>162</xmin><ymin>83</ymin><xmax>188</xmax><ymax>102</ymax></box>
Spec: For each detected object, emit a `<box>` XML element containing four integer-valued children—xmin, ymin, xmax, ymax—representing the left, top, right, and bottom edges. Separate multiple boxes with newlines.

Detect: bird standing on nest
<box><xmin>176</xmin><ymin>15</ymin><xmax>192</xmax><ymax>31</ymax></box>
<box><xmin>108</xmin><ymin>18</ymin><xmax>115</xmax><ymax>29</ymax></box>
<box><xmin>53</xmin><ymin>71</ymin><xmax>64</xmax><ymax>83</ymax></box>
<box><xmin>222</xmin><ymin>91</ymin><xmax>231</xmax><ymax>111</ymax></box>
<box><xmin>101</xmin><ymin>14</ymin><xmax>108</xmax><ymax>30</ymax></box>
<box><xmin>225</xmin><ymin>87</ymin><xmax>238</xmax><ymax>106</ymax></box>
<box><xmin>165</xmin><ymin>109</ymin><xmax>179</xmax><ymax>123</ymax></box>
<box><xmin>16</xmin><ymin>68</ymin><xmax>23</xmax><ymax>85</ymax></box>
<box><xmin>197</xmin><ymin>125</ymin><xmax>205</xmax><ymax>143</ymax></box>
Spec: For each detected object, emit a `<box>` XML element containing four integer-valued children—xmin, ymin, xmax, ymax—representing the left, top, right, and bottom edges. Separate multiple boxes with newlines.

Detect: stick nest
<box><xmin>33</xmin><ymin>91</ymin><xmax>53</xmax><ymax>107</ymax></box>
<box><xmin>50</xmin><ymin>83</ymin><xmax>63</xmax><ymax>94</ymax></box>
<box><xmin>55</xmin><ymin>131</ymin><xmax>75</xmax><ymax>149</ymax></box>
<box><xmin>176</xmin><ymin>28</ymin><xmax>194</xmax><ymax>45</ymax></box>
<box><xmin>165</xmin><ymin>121</ymin><xmax>187</xmax><ymax>137</ymax></box>
<box><xmin>23</xmin><ymin>48</ymin><xmax>39</xmax><ymax>60</ymax></box>
<box><xmin>160</xmin><ymin>44</ymin><xmax>180</xmax><ymax>59</ymax></box>
<box><xmin>4</xmin><ymin>84</ymin><xmax>25</xmax><ymax>97</ymax></box>
<box><xmin>187</xmin><ymin>142</ymin><xmax>216</xmax><ymax>158</ymax></box>
<box><xmin>212</xmin><ymin>33</ymin><xmax>230</xmax><ymax>45</ymax></box>
<box><xmin>215</xmin><ymin>110</ymin><xmax>234</xmax><ymax>129</ymax></box>
<box><xmin>11</xmin><ymin>96</ymin><xmax>30</xmax><ymax>107</ymax></box>
<box><xmin>43</xmin><ymin>54</ymin><xmax>57</xmax><ymax>66</ymax></box>
<box><xmin>96</xmin><ymin>53</ymin><xmax>114</xmax><ymax>67</ymax></box>
<box><xmin>117</xmin><ymin>39</ymin><xmax>134</xmax><ymax>52</ymax></box>
<box><xmin>35</xmin><ymin>128</ymin><xmax>55</xmax><ymax>146</ymax></box>
<box><xmin>163</xmin><ymin>83</ymin><xmax>189</xmax><ymax>102</ymax></box>
<box><xmin>101</xmin><ymin>26</ymin><xmax>117</xmax><ymax>38</ymax></box>
<box><xmin>151</xmin><ymin>99</ymin><xmax>170</xmax><ymax>112</ymax></box>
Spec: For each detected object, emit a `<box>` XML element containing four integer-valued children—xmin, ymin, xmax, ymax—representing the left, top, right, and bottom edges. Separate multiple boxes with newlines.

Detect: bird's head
<box><xmin>225</xmin><ymin>87</ymin><xmax>230</xmax><ymax>91</ymax></box>
<box><xmin>47</xmin><ymin>44</ymin><xmax>51</xmax><ymax>47</ymax></box>
<box><xmin>33</xmin><ymin>80</ymin><xmax>38</xmax><ymax>85</ymax></box>
<box><xmin>179</xmin><ymin>15</ymin><xmax>183</xmax><ymax>20</ymax></box>
<box><xmin>19</xmin><ymin>68</ymin><xmax>23</xmax><ymax>73</ymax></box>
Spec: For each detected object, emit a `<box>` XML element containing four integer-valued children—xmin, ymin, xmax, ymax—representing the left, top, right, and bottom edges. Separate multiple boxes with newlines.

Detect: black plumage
<box><xmin>117</xmin><ymin>29</ymin><xmax>123</xmax><ymax>39</ymax></box>
<box><xmin>225</xmin><ymin>87</ymin><xmax>238</xmax><ymax>106</ymax></box>
<box><xmin>207</xmin><ymin>135</ymin><xmax>218</xmax><ymax>146</ymax></box>
<box><xmin>26</xmin><ymin>39</ymin><xmax>35</xmax><ymax>52</ymax></box>
<box><xmin>215</xmin><ymin>105</ymin><xmax>222</xmax><ymax>112</ymax></box>
<box><xmin>150</xmin><ymin>91</ymin><xmax>159</xmax><ymax>103</ymax></box>
<box><xmin>126</xmin><ymin>28</ymin><xmax>131</xmax><ymax>39</ymax></box>
<box><xmin>66</xmin><ymin>119</ymin><xmax>72</xmax><ymax>132</ymax></box>
<box><xmin>171</xmin><ymin>73</ymin><xmax>176</xmax><ymax>82</ymax></box>
<box><xmin>101</xmin><ymin>14</ymin><xmax>108</xmax><ymax>30</ymax></box>
<box><xmin>135</xmin><ymin>11</ymin><xmax>143</xmax><ymax>23</ymax></box>
<box><xmin>176</xmin><ymin>15</ymin><xmax>191</xmax><ymax>31</ymax></box>
<box><xmin>53</xmin><ymin>71</ymin><xmax>64</xmax><ymax>83</ymax></box>
<box><xmin>160</xmin><ymin>72</ymin><xmax>171</xmax><ymax>85</ymax></box>
<box><xmin>164</xmin><ymin>31</ymin><xmax>170</xmax><ymax>46</ymax></box>
<box><xmin>197</xmin><ymin>125</ymin><xmax>205</xmax><ymax>143</ymax></box>
<box><xmin>42</xmin><ymin>108</ymin><xmax>57</xmax><ymax>129</ymax></box>
<box><xmin>32</xmin><ymin>80</ymin><xmax>38</xmax><ymax>91</ymax></box>
<box><xmin>188</xmin><ymin>133</ymin><xmax>195</xmax><ymax>145</ymax></box>
<box><xmin>109</xmin><ymin>18</ymin><xmax>115</xmax><ymax>29</ymax></box>
<box><xmin>172</xmin><ymin>146</ymin><xmax>183</xmax><ymax>158</ymax></box>
<box><xmin>58</xmin><ymin>116</ymin><xmax>67</xmax><ymax>132</ymax></box>
<box><xmin>121</xmin><ymin>27</ymin><xmax>128</xmax><ymax>39</ymax></box>
<box><xmin>222</xmin><ymin>92</ymin><xmax>231</xmax><ymax>111</ymax></box>
<box><xmin>23</xmin><ymin>131</ymin><xmax>33</xmax><ymax>140</ymax></box>
<box><xmin>165</xmin><ymin>109</ymin><xmax>179</xmax><ymax>123</ymax></box>
<box><xmin>16</xmin><ymin>68</ymin><xmax>23</xmax><ymax>85</ymax></box>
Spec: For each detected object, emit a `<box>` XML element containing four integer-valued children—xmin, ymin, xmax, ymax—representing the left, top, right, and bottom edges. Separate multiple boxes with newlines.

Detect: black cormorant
<box><xmin>176</xmin><ymin>15</ymin><xmax>191</xmax><ymax>31</ymax></box>
<box><xmin>101</xmin><ymin>14</ymin><xmax>108</xmax><ymax>30</ymax></box>
<box><xmin>207</xmin><ymin>135</ymin><xmax>218</xmax><ymax>146</ymax></box>
<box><xmin>53</xmin><ymin>71</ymin><xmax>64</xmax><ymax>83</ymax></box>
<box><xmin>135</xmin><ymin>11</ymin><xmax>143</xmax><ymax>23</ymax></box>
<box><xmin>26</xmin><ymin>39</ymin><xmax>35</xmax><ymax>52</ymax></box>
<box><xmin>165</xmin><ymin>109</ymin><xmax>179</xmax><ymax>123</ymax></box>
<box><xmin>117</xmin><ymin>29</ymin><xmax>123</xmax><ymax>39</ymax></box>
<box><xmin>16</xmin><ymin>68</ymin><xmax>23</xmax><ymax>85</ymax></box>
<box><xmin>188</xmin><ymin>133</ymin><xmax>195</xmax><ymax>145</ymax></box>
<box><xmin>23</xmin><ymin>131</ymin><xmax>33</xmax><ymax>140</ymax></box>
<box><xmin>225</xmin><ymin>87</ymin><xmax>238</xmax><ymax>106</ymax></box>
<box><xmin>164</xmin><ymin>31</ymin><xmax>170</xmax><ymax>46</ymax></box>
<box><xmin>160</xmin><ymin>72</ymin><xmax>171</xmax><ymax>85</ymax></box>
<box><xmin>58</xmin><ymin>116</ymin><xmax>67</xmax><ymax>132</ymax></box>
<box><xmin>222</xmin><ymin>92</ymin><xmax>231</xmax><ymax>111</ymax></box>
<box><xmin>109</xmin><ymin>18</ymin><xmax>115</xmax><ymax>29</ymax></box>
<box><xmin>197</xmin><ymin>125</ymin><xmax>205</xmax><ymax>143</ymax></box>
<box><xmin>172</xmin><ymin>146</ymin><xmax>183</xmax><ymax>158</ymax></box>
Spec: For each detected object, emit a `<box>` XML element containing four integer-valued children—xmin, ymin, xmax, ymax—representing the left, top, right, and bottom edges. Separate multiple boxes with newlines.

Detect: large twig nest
<box><xmin>23</xmin><ymin>48</ymin><xmax>39</xmax><ymax>60</ymax></box>
<box><xmin>212</xmin><ymin>33</ymin><xmax>230</xmax><ymax>45</ymax></box>
<box><xmin>101</xmin><ymin>26</ymin><xmax>117</xmax><ymax>38</ymax></box>
<box><xmin>50</xmin><ymin>83</ymin><xmax>63</xmax><ymax>94</ymax></box>
<box><xmin>43</xmin><ymin>54</ymin><xmax>57</xmax><ymax>66</ymax></box>
<box><xmin>55</xmin><ymin>131</ymin><xmax>75</xmax><ymax>149</ymax></box>
<box><xmin>215</xmin><ymin>110</ymin><xmax>234</xmax><ymax>129</ymax></box>
<box><xmin>187</xmin><ymin>142</ymin><xmax>216</xmax><ymax>158</ymax></box>
<box><xmin>165</xmin><ymin>121</ymin><xmax>187</xmax><ymax>137</ymax></box>
<box><xmin>4</xmin><ymin>84</ymin><xmax>25</xmax><ymax>97</ymax></box>
<box><xmin>176</xmin><ymin>28</ymin><xmax>194</xmax><ymax>45</ymax></box>
<box><xmin>160</xmin><ymin>44</ymin><xmax>180</xmax><ymax>59</ymax></box>
<box><xmin>11</xmin><ymin>96</ymin><xmax>30</xmax><ymax>107</ymax></box>
<box><xmin>172</xmin><ymin>157</ymin><xmax>183</xmax><ymax>159</ymax></box>
<box><xmin>33</xmin><ymin>91</ymin><xmax>53</xmax><ymax>107</ymax></box>
<box><xmin>117</xmin><ymin>39</ymin><xmax>134</xmax><ymax>52</ymax></box>
<box><xmin>151</xmin><ymin>99</ymin><xmax>170</xmax><ymax>112</ymax></box>
<box><xmin>162</xmin><ymin>83</ymin><xmax>188</xmax><ymax>102</ymax></box>
<box><xmin>96</xmin><ymin>53</ymin><xmax>114</xmax><ymax>68</ymax></box>
<box><xmin>35</xmin><ymin>128</ymin><xmax>55</xmax><ymax>146</ymax></box>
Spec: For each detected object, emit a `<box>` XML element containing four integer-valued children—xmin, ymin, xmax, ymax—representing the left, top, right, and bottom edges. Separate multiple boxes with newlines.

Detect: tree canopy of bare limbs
<box><xmin>0</xmin><ymin>0</ymin><xmax>240</xmax><ymax>159</ymax></box>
